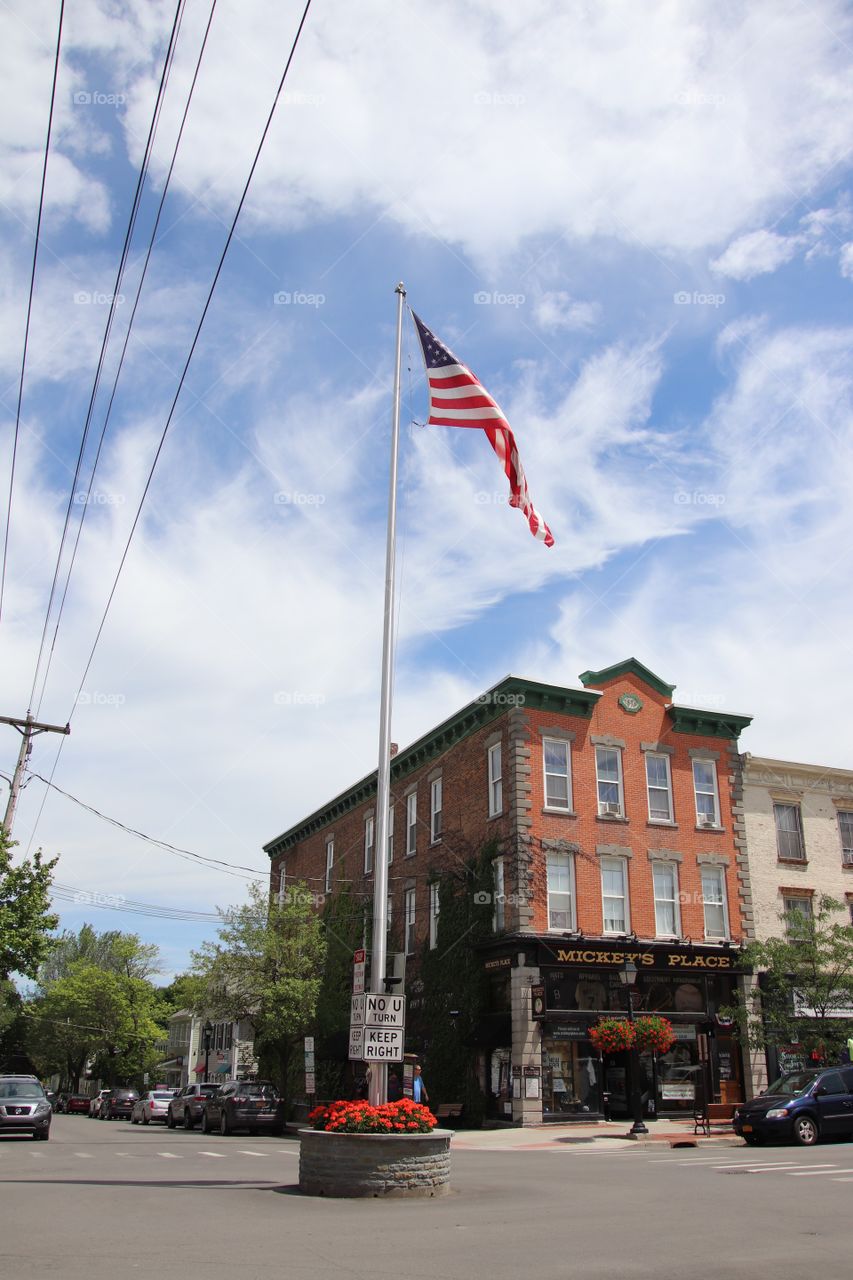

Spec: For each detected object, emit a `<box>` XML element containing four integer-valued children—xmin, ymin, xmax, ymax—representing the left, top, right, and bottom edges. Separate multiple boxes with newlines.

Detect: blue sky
<box><xmin>1</xmin><ymin>0</ymin><xmax>852</xmax><ymax>982</ymax></box>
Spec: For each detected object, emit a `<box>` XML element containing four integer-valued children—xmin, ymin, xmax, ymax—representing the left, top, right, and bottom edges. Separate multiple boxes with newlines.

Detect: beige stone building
<box><xmin>740</xmin><ymin>753</ymin><xmax>853</xmax><ymax>1090</ymax></box>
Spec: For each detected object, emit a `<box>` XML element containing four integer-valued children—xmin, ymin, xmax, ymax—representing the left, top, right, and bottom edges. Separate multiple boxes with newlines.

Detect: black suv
<box><xmin>100</xmin><ymin>1087</ymin><xmax>139</xmax><ymax>1120</ymax></box>
<box><xmin>733</xmin><ymin>1066</ymin><xmax>853</xmax><ymax>1146</ymax></box>
<box><xmin>0</xmin><ymin>1075</ymin><xmax>52</xmax><ymax>1140</ymax></box>
<box><xmin>200</xmin><ymin>1081</ymin><xmax>284</xmax><ymax>1136</ymax></box>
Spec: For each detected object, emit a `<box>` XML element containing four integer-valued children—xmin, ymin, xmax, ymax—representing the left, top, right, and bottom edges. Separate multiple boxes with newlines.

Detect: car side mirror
<box><xmin>813</xmin><ymin>1085</ymin><xmax>826</xmax><ymax>1097</ymax></box>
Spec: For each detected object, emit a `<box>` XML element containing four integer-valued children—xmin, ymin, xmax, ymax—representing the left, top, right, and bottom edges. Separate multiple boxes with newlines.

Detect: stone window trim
<box><xmin>537</xmin><ymin>726</ymin><xmax>576</xmax><ymax>742</ymax></box>
<box><xmin>641</xmin><ymin>742</ymin><xmax>674</xmax><ymax>755</ymax></box>
<box><xmin>647</xmin><ymin>820</ymin><xmax>678</xmax><ymax>829</ymax></box>
<box><xmin>591</xmin><ymin>733</ymin><xmax>627</xmax><ymax>749</ymax></box>
<box><xmin>484</xmin><ymin>729</ymin><xmax>503</xmax><ymax>750</ymax></box>
<box><xmin>542</xmin><ymin>807</ymin><xmax>578</xmax><ymax>818</ymax></box>
<box><xmin>833</xmin><ymin>800</ymin><xmax>853</xmax><ymax>810</ymax></box>
<box><xmin>403</xmin><ymin>781</ymin><xmax>418</xmax><ymax>797</ymax></box>
<box><xmin>542</xmin><ymin>838</ymin><xmax>580</xmax><ymax>854</ymax></box>
<box><xmin>427</xmin><ymin>766</ymin><xmax>442</xmax><ymax>783</ymax></box>
<box><xmin>647</xmin><ymin>848</ymin><xmax>683</xmax><ymax>863</ymax></box>
<box><xmin>779</xmin><ymin>885</ymin><xmax>814</xmax><ymax>897</ymax></box>
<box><xmin>595</xmin><ymin>843</ymin><xmax>633</xmax><ymax>859</ymax></box>
<box><xmin>697</xmin><ymin>853</ymin><xmax>731</xmax><ymax>867</ymax></box>
<box><xmin>769</xmin><ymin>789</ymin><xmax>804</xmax><ymax>802</ymax></box>
<box><xmin>689</xmin><ymin>748</ymin><xmax>720</xmax><ymax>761</ymax></box>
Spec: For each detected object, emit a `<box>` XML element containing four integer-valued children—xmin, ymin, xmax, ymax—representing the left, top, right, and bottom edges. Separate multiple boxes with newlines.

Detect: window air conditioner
<box><xmin>600</xmin><ymin>802</ymin><xmax>622</xmax><ymax>817</ymax></box>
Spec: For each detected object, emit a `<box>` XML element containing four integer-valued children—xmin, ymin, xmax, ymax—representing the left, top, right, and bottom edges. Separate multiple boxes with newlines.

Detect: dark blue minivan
<box><xmin>733</xmin><ymin>1066</ymin><xmax>853</xmax><ymax>1146</ymax></box>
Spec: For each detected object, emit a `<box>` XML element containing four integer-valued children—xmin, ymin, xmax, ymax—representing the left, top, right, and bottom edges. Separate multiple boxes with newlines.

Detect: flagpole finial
<box><xmin>395</xmin><ymin>281</ymin><xmax>406</xmax><ymax>296</ymax></box>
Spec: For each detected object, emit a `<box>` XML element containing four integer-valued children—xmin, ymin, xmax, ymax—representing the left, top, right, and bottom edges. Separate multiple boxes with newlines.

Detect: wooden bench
<box><xmin>693</xmin><ymin>1102</ymin><xmax>736</xmax><ymax>1136</ymax></box>
<box><xmin>435</xmin><ymin>1102</ymin><xmax>464</xmax><ymax>1124</ymax></box>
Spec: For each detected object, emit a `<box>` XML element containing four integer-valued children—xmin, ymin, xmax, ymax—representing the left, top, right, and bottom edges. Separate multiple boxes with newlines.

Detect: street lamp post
<box><xmin>202</xmin><ymin>1021</ymin><xmax>213</xmax><ymax>1082</ymax></box>
<box><xmin>619</xmin><ymin>960</ymin><xmax>649</xmax><ymax>1138</ymax></box>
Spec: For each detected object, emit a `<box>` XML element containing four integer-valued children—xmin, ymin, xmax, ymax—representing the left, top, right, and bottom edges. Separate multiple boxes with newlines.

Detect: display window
<box><xmin>541</xmin><ymin>1034</ymin><xmax>602</xmax><ymax>1116</ymax></box>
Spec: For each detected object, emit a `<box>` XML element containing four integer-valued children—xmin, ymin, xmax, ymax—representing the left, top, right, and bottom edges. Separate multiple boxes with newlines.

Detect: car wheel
<box><xmin>201</xmin><ymin>1110</ymin><xmax>210</xmax><ymax>1134</ymax></box>
<box><xmin>143</xmin><ymin>1113</ymin><xmax>149</xmax><ymax>1125</ymax></box>
<box><xmin>793</xmin><ymin>1115</ymin><xmax>819</xmax><ymax>1146</ymax></box>
<box><xmin>743</xmin><ymin>1134</ymin><xmax>762</xmax><ymax>1147</ymax></box>
<box><xmin>220</xmin><ymin>1111</ymin><xmax>230</xmax><ymax>1136</ymax></box>
<box><xmin>183</xmin><ymin>1110</ymin><xmax>194</xmax><ymax>1131</ymax></box>
<box><xmin>37</xmin><ymin>1129</ymin><xmax>50</xmax><ymax>1141</ymax></box>
<box><xmin>131</xmin><ymin>1114</ymin><xmax>138</xmax><ymax>1124</ymax></box>
<box><xmin>166</xmin><ymin>1110</ymin><xmax>175</xmax><ymax>1129</ymax></box>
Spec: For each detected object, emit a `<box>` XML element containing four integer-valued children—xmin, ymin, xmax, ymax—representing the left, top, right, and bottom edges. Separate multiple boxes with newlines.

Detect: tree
<box><xmin>191</xmin><ymin>881</ymin><xmax>325</xmax><ymax>1102</ymax></box>
<box><xmin>730</xmin><ymin>896</ymin><xmax>853</xmax><ymax>1065</ymax></box>
<box><xmin>314</xmin><ymin>885</ymin><xmax>367</xmax><ymax>1098</ymax></box>
<box><xmin>39</xmin><ymin>925</ymin><xmax>160</xmax><ymax>985</ymax></box>
<box><xmin>0</xmin><ymin>829</ymin><xmax>58</xmax><ymax>981</ymax></box>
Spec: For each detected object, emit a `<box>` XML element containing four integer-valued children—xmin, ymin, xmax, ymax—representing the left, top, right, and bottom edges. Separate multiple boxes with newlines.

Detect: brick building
<box><xmin>265</xmin><ymin>658</ymin><xmax>754</xmax><ymax>1124</ymax></box>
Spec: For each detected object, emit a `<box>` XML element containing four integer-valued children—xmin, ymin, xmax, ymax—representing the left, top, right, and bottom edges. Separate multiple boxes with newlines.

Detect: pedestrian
<box><xmin>412</xmin><ymin>1064</ymin><xmax>429</xmax><ymax>1106</ymax></box>
<box><xmin>388</xmin><ymin>1071</ymin><xmax>402</xmax><ymax>1102</ymax></box>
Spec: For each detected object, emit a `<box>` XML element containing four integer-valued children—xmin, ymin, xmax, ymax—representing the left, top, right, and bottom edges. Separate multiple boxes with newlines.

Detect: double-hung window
<box><xmin>701</xmin><ymin>866</ymin><xmax>728</xmax><ymax>939</ymax></box>
<box><xmin>692</xmin><ymin>759</ymin><xmax>720</xmax><ymax>826</ymax></box>
<box><xmin>387</xmin><ymin>804</ymin><xmax>395</xmax><ymax>864</ymax></box>
<box><xmin>324</xmin><ymin>837</ymin><xmax>334</xmax><ymax>893</ymax></box>
<box><xmin>546</xmin><ymin>852</ymin><xmax>575</xmax><ymax>931</ymax></box>
<box><xmin>406</xmin><ymin>791</ymin><xmax>417</xmax><ymax>856</ymax></box>
<box><xmin>839</xmin><ymin>811</ymin><xmax>853</xmax><ymax>866</ymax></box>
<box><xmin>774</xmin><ymin>803</ymin><xmax>806</xmax><ymax>861</ymax></box>
<box><xmin>783</xmin><ymin>893</ymin><xmax>813</xmax><ymax>939</ymax></box>
<box><xmin>492</xmin><ymin>857</ymin><xmax>505</xmax><ymax>931</ymax></box>
<box><xmin>430</xmin><ymin>777</ymin><xmax>443</xmax><ymax>842</ymax></box>
<box><xmin>364</xmin><ymin>815</ymin><xmax>375</xmax><ymax>875</ymax></box>
<box><xmin>488</xmin><ymin>743</ymin><xmax>503</xmax><ymax>817</ymax></box>
<box><xmin>404</xmin><ymin>888</ymin><xmax>416</xmax><ymax>956</ymax></box>
<box><xmin>429</xmin><ymin>882</ymin><xmax>440</xmax><ymax>950</ymax></box>
<box><xmin>653</xmin><ymin>861</ymin><xmax>680</xmax><ymax>937</ymax></box>
<box><xmin>596</xmin><ymin>747</ymin><xmax>624</xmax><ymax>816</ymax></box>
<box><xmin>543</xmin><ymin>737</ymin><xmax>572</xmax><ymax>810</ymax></box>
<box><xmin>646</xmin><ymin>753</ymin><xmax>673</xmax><ymax>822</ymax></box>
<box><xmin>600</xmin><ymin>857</ymin><xmax>629</xmax><ymax>933</ymax></box>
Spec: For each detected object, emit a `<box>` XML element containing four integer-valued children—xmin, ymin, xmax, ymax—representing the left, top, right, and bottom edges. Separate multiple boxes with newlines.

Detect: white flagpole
<box><xmin>368</xmin><ymin>281</ymin><xmax>406</xmax><ymax>1106</ymax></box>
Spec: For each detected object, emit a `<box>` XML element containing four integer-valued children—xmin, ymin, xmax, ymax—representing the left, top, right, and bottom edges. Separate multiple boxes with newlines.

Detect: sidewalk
<box><xmin>449</xmin><ymin>1118</ymin><xmax>744</xmax><ymax>1151</ymax></box>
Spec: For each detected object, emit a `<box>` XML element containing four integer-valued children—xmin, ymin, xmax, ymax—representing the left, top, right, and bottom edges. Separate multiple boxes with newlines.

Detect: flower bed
<box><xmin>309</xmin><ymin>1098</ymin><xmax>437</xmax><ymax>1134</ymax></box>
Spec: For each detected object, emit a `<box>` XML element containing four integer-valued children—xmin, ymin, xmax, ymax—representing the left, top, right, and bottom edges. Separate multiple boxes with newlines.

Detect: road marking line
<box><xmin>786</xmin><ymin>1168</ymin><xmax>843</xmax><ymax>1177</ymax></box>
<box><xmin>198</xmin><ymin>1151</ymin><xmax>226</xmax><ymax>1158</ymax></box>
<box><xmin>29</xmin><ymin>1152</ymin><xmax>45</xmax><ymax>1158</ymax></box>
<box><xmin>711</xmin><ymin>1161</ymin><xmax>834</xmax><ymax>1170</ymax></box>
<box><xmin>832</xmin><ymin>1176</ymin><xmax>853</xmax><ymax>1182</ymax></box>
<box><xmin>238</xmin><ymin>1150</ymin><xmax>268</xmax><ymax>1157</ymax></box>
<box><xmin>158</xmin><ymin>1152</ymin><xmax>181</xmax><ymax>1159</ymax></box>
<box><xmin>74</xmin><ymin>1152</ymin><xmax>93</xmax><ymax>1158</ymax></box>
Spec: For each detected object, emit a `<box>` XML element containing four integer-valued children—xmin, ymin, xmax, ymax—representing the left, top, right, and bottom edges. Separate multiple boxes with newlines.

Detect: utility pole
<box><xmin>0</xmin><ymin>712</ymin><xmax>70</xmax><ymax>835</ymax></box>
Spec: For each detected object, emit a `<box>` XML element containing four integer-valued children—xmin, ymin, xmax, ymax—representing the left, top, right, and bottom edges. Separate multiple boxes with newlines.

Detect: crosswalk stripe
<box><xmin>158</xmin><ymin>1152</ymin><xmax>181</xmax><ymax>1159</ymax></box>
<box><xmin>74</xmin><ymin>1152</ymin><xmax>92</xmax><ymax>1158</ymax></box>
<box><xmin>711</xmin><ymin>1161</ymin><xmax>834</xmax><ymax>1170</ymax></box>
<box><xmin>786</xmin><ymin>1168</ymin><xmax>842</xmax><ymax>1177</ymax></box>
<box><xmin>238</xmin><ymin>1150</ymin><xmax>267</xmax><ymax>1157</ymax></box>
<box><xmin>832</xmin><ymin>1176</ymin><xmax>853</xmax><ymax>1182</ymax></box>
<box><xmin>198</xmin><ymin>1150</ymin><xmax>225</xmax><ymax>1158</ymax></box>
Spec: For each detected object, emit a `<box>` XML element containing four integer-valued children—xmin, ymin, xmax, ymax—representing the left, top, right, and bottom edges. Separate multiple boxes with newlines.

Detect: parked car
<box><xmin>166</xmin><ymin>1083</ymin><xmax>219</xmax><ymax>1130</ymax></box>
<box><xmin>131</xmin><ymin>1090</ymin><xmax>176</xmax><ymax>1125</ymax></box>
<box><xmin>65</xmin><ymin>1094</ymin><xmax>93</xmax><ymax>1115</ymax></box>
<box><xmin>200</xmin><ymin>1080</ymin><xmax>284</xmax><ymax>1136</ymax></box>
<box><xmin>0</xmin><ymin>1075</ymin><xmax>52</xmax><ymax>1140</ymax></box>
<box><xmin>45</xmin><ymin>1090</ymin><xmax>58</xmax><ymax>1110</ymax></box>
<box><xmin>100</xmin><ymin>1087</ymin><xmax>140</xmax><ymax>1120</ymax></box>
<box><xmin>54</xmin><ymin>1092</ymin><xmax>70</xmax><ymax>1113</ymax></box>
<box><xmin>89</xmin><ymin>1089</ymin><xmax>111</xmax><ymax>1118</ymax></box>
<box><xmin>733</xmin><ymin>1066</ymin><xmax>853</xmax><ymax>1146</ymax></box>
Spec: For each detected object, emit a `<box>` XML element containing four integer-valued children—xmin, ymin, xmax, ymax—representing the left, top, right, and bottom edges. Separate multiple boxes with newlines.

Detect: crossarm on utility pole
<box><xmin>1</xmin><ymin>712</ymin><xmax>70</xmax><ymax>835</ymax></box>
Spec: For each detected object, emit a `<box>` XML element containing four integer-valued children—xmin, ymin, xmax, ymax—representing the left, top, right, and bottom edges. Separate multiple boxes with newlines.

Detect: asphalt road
<box><xmin>1</xmin><ymin>1115</ymin><xmax>852</xmax><ymax>1280</ymax></box>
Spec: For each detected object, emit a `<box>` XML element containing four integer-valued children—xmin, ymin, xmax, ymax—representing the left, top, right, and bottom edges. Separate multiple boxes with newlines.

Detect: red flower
<box><xmin>311</xmin><ymin>1098</ymin><xmax>437</xmax><ymax>1133</ymax></box>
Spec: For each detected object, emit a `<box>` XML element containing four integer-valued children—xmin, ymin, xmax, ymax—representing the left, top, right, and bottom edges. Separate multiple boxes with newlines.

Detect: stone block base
<box><xmin>298</xmin><ymin>1128</ymin><xmax>452</xmax><ymax>1198</ymax></box>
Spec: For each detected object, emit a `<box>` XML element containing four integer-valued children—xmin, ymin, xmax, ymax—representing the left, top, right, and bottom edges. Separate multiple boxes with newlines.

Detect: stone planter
<box><xmin>298</xmin><ymin>1127</ymin><xmax>452</xmax><ymax>1198</ymax></box>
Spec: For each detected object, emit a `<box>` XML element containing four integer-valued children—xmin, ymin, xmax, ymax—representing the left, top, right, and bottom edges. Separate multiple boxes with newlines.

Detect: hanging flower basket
<box><xmin>634</xmin><ymin>1015</ymin><xmax>676</xmax><ymax>1055</ymax></box>
<box><xmin>589</xmin><ymin>1017</ymin><xmax>636</xmax><ymax>1054</ymax></box>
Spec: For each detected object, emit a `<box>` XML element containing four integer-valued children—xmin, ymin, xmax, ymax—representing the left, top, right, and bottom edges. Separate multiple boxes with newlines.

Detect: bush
<box><xmin>308</xmin><ymin>1098</ymin><xmax>437</xmax><ymax>1133</ymax></box>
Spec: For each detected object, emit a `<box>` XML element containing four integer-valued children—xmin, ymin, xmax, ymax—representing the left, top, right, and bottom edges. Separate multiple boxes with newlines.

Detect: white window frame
<box><xmin>774</xmin><ymin>803</ymin><xmax>806</xmax><ymax>861</ymax></box>
<box><xmin>429</xmin><ymin>882</ymin><xmax>440</xmax><ymax>950</ymax></box>
<box><xmin>692</xmin><ymin>759</ymin><xmax>720</xmax><ymax>827</ymax></box>
<box><xmin>406</xmin><ymin>791</ymin><xmax>417</xmax><ymax>856</ymax></box>
<box><xmin>600</xmin><ymin>857</ymin><xmax>630</xmax><ymax>934</ymax></box>
<box><xmin>277</xmin><ymin>866</ymin><xmax>286</xmax><ymax>906</ymax></box>
<box><xmin>653</xmin><ymin>861</ymin><xmax>680</xmax><ymax>938</ymax></box>
<box><xmin>387</xmin><ymin>804</ymin><xmax>395</xmax><ymax>864</ymax></box>
<box><xmin>645</xmin><ymin>752</ymin><xmax>673</xmax><ymax>823</ymax></box>
<box><xmin>546</xmin><ymin>851</ymin><xmax>576</xmax><ymax>931</ymax></box>
<box><xmin>782</xmin><ymin>893</ymin><xmax>813</xmax><ymax>938</ymax></box>
<box><xmin>488</xmin><ymin>742</ymin><xmax>503</xmax><ymax>817</ymax></box>
<box><xmin>492</xmin><ymin>856</ymin><xmax>506</xmax><ymax>931</ymax></box>
<box><xmin>430</xmin><ymin>777</ymin><xmax>443</xmax><ymax>842</ymax></box>
<box><xmin>595</xmin><ymin>746</ymin><xmax>624</xmax><ymax>817</ymax></box>
<box><xmin>543</xmin><ymin>737</ymin><xmax>572</xmax><ymax>811</ymax></box>
<box><xmin>701</xmin><ymin>865</ymin><xmax>729</xmax><ymax>940</ymax></box>
<box><xmin>839</xmin><ymin>811</ymin><xmax>853</xmax><ymax>866</ymax></box>
<box><xmin>325</xmin><ymin>836</ymin><xmax>334</xmax><ymax>893</ymax></box>
<box><xmin>364</xmin><ymin>814</ymin><xmax>375</xmax><ymax>875</ymax></box>
<box><xmin>404</xmin><ymin>887</ymin><xmax>416</xmax><ymax>956</ymax></box>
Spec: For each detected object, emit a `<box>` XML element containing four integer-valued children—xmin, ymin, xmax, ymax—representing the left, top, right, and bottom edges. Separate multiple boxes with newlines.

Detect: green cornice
<box><xmin>667</xmin><ymin>704</ymin><xmax>753</xmax><ymax>740</ymax></box>
<box><xmin>579</xmin><ymin>657</ymin><xmax>675</xmax><ymax>699</ymax></box>
<box><xmin>264</xmin><ymin>675</ymin><xmax>601</xmax><ymax>858</ymax></box>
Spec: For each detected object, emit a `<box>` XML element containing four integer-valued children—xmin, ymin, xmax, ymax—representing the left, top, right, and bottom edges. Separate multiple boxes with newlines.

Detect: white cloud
<box><xmin>532</xmin><ymin>291</ymin><xmax>601</xmax><ymax>333</ymax></box>
<box><xmin>840</xmin><ymin>243</ymin><xmax>853</xmax><ymax>280</ymax></box>
<box><xmin>710</xmin><ymin>229</ymin><xmax>803</xmax><ymax>281</ymax></box>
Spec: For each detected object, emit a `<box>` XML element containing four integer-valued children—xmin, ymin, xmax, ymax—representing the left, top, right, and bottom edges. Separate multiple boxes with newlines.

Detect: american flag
<box><xmin>412</xmin><ymin>312</ymin><xmax>554</xmax><ymax>547</ymax></box>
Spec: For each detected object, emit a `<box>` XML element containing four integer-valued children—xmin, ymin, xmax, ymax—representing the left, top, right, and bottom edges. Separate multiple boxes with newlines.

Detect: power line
<box><xmin>0</xmin><ymin>0</ymin><xmax>65</xmax><ymax>626</ymax></box>
<box><xmin>51</xmin><ymin>882</ymin><xmax>222</xmax><ymax>923</ymax></box>
<box><xmin>32</xmin><ymin>0</ymin><xmax>220</xmax><ymax>719</ymax></box>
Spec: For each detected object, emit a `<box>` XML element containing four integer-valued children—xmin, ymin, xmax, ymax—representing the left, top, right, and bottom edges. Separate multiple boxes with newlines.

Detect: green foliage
<box><xmin>727</xmin><ymin>896</ymin><xmax>853</xmax><ymax>1063</ymax></box>
<box><xmin>190</xmin><ymin>880</ymin><xmax>325</xmax><ymax>1100</ymax></box>
<box><xmin>314</xmin><ymin>885</ymin><xmax>365</xmax><ymax>1086</ymax></box>
<box><xmin>0</xmin><ymin>829</ymin><xmax>58</xmax><ymax>981</ymax></box>
<box><xmin>40</xmin><ymin>925</ymin><xmax>160</xmax><ymax>986</ymax></box>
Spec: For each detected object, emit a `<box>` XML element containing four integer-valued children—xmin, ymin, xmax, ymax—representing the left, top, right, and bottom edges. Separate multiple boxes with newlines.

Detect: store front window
<box><xmin>541</xmin><ymin>1030</ymin><xmax>603</xmax><ymax>1117</ymax></box>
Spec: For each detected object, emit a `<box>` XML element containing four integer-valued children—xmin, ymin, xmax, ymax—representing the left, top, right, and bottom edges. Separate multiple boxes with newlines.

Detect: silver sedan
<box><xmin>130</xmin><ymin>1090</ymin><xmax>177</xmax><ymax>1125</ymax></box>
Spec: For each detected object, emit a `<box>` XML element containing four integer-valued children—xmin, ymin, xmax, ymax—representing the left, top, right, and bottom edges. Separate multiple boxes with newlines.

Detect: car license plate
<box><xmin>742</xmin><ymin>1124</ymin><xmax>753</xmax><ymax>1133</ymax></box>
